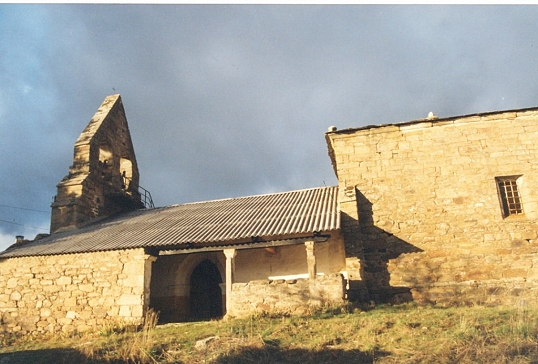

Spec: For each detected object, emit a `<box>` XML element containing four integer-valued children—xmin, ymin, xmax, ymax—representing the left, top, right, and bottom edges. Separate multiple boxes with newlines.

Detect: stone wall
<box><xmin>228</xmin><ymin>274</ymin><xmax>345</xmax><ymax>317</ymax></box>
<box><xmin>326</xmin><ymin>109</ymin><xmax>538</xmax><ymax>305</ymax></box>
<box><xmin>0</xmin><ymin>248</ymin><xmax>152</xmax><ymax>334</ymax></box>
<box><xmin>234</xmin><ymin>238</ymin><xmax>346</xmax><ymax>282</ymax></box>
<box><xmin>51</xmin><ymin>94</ymin><xmax>142</xmax><ymax>234</ymax></box>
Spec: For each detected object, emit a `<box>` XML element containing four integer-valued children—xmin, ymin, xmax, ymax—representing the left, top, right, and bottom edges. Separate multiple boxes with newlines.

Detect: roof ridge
<box><xmin>0</xmin><ymin>185</ymin><xmax>340</xmax><ymax>258</ymax></box>
<box><xmin>327</xmin><ymin>105</ymin><xmax>538</xmax><ymax>135</ymax></box>
<box><xmin>173</xmin><ymin>185</ymin><xmax>338</xmax><ymax>207</ymax></box>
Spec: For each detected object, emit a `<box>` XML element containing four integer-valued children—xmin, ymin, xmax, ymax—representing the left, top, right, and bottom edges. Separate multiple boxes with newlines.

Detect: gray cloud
<box><xmin>2</xmin><ymin>5</ymin><xmax>538</xmax><ymax>249</ymax></box>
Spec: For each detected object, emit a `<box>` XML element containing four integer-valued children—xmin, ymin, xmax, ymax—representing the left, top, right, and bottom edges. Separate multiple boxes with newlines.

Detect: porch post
<box><xmin>305</xmin><ymin>241</ymin><xmax>316</xmax><ymax>280</ymax></box>
<box><xmin>143</xmin><ymin>254</ymin><xmax>158</xmax><ymax>318</ymax></box>
<box><xmin>223</xmin><ymin>248</ymin><xmax>237</xmax><ymax>315</ymax></box>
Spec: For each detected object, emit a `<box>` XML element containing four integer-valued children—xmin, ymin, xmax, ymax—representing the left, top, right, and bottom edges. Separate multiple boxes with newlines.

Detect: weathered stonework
<box><xmin>1</xmin><ymin>95</ymin><xmax>348</xmax><ymax>335</ymax></box>
<box><xmin>15</xmin><ymin>96</ymin><xmax>538</xmax><ymax>336</ymax></box>
<box><xmin>326</xmin><ymin>109</ymin><xmax>538</xmax><ymax>305</ymax></box>
<box><xmin>50</xmin><ymin>95</ymin><xmax>142</xmax><ymax>233</ymax></box>
<box><xmin>228</xmin><ymin>274</ymin><xmax>345</xmax><ymax>317</ymax></box>
<box><xmin>0</xmin><ymin>248</ymin><xmax>153</xmax><ymax>334</ymax></box>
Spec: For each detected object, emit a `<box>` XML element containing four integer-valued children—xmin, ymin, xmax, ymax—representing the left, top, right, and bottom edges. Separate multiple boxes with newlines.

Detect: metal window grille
<box><xmin>496</xmin><ymin>177</ymin><xmax>523</xmax><ymax>217</ymax></box>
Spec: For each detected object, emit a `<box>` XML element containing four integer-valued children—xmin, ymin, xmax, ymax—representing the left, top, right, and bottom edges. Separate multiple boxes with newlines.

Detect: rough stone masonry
<box><xmin>326</xmin><ymin>108</ymin><xmax>538</xmax><ymax>305</ymax></box>
<box><xmin>0</xmin><ymin>249</ymin><xmax>152</xmax><ymax>334</ymax></box>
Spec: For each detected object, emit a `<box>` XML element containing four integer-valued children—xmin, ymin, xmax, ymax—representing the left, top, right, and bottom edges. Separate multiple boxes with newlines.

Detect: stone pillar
<box><xmin>305</xmin><ymin>241</ymin><xmax>316</xmax><ymax>280</ymax></box>
<box><xmin>223</xmin><ymin>249</ymin><xmax>236</xmax><ymax>315</ymax></box>
<box><xmin>219</xmin><ymin>283</ymin><xmax>226</xmax><ymax>316</ymax></box>
<box><xmin>144</xmin><ymin>255</ymin><xmax>158</xmax><ymax>312</ymax></box>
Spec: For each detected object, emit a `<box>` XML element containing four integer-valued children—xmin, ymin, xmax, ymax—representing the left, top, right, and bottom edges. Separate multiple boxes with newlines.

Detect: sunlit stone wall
<box><xmin>0</xmin><ymin>248</ymin><xmax>153</xmax><ymax>334</ymax></box>
<box><xmin>326</xmin><ymin>109</ymin><xmax>538</xmax><ymax>305</ymax></box>
<box><xmin>50</xmin><ymin>94</ymin><xmax>142</xmax><ymax>233</ymax></box>
<box><xmin>229</xmin><ymin>273</ymin><xmax>345</xmax><ymax>317</ymax></box>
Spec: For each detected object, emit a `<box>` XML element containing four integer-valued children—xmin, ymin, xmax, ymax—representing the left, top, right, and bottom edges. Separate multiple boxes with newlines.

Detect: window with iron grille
<box><xmin>496</xmin><ymin>176</ymin><xmax>523</xmax><ymax>217</ymax></box>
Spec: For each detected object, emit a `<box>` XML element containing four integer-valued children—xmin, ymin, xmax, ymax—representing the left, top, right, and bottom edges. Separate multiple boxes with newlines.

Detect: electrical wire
<box><xmin>0</xmin><ymin>219</ymin><xmax>49</xmax><ymax>231</ymax></box>
<box><xmin>0</xmin><ymin>204</ymin><xmax>49</xmax><ymax>214</ymax></box>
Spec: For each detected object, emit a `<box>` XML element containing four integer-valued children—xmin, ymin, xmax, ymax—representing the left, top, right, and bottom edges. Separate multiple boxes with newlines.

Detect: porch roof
<box><xmin>0</xmin><ymin>186</ymin><xmax>340</xmax><ymax>258</ymax></box>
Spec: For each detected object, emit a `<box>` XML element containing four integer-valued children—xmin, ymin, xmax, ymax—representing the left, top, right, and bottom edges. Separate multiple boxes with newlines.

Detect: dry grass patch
<box><xmin>1</xmin><ymin>303</ymin><xmax>538</xmax><ymax>363</ymax></box>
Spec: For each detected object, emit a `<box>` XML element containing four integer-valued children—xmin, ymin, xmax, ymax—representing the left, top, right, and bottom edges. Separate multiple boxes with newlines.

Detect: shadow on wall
<box><xmin>346</xmin><ymin>190</ymin><xmax>423</xmax><ymax>305</ymax></box>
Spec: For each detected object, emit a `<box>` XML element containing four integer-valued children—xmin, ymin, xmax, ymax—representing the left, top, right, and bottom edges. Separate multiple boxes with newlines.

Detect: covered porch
<box><xmin>149</xmin><ymin>234</ymin><xmax>346</xmax><ymax>322</ymax></box>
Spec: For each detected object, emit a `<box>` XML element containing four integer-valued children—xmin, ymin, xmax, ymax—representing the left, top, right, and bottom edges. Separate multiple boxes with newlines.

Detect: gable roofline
<box><xmin>0</xmin><ymin>185</ymin><xmax>340</xmax><ymax>258</ymax></box>
<box><xmin>324</xmin><ymin>105</ymin><xmax>538</xmax><ymax>178</ymax></box>
<box><xmin>51</xmin><ymin>94</ymin><xmax>144</xmax><ymax>233</ymax></box>
<box><xmin>326</xmin><ymin>105</ymin><xmax>538</xmax><ymax>136</ymax></box>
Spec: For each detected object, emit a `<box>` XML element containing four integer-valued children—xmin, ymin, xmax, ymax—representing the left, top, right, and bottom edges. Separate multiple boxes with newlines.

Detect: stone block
<box><xmin>40</xmin><ymin>308</ymin><xmax>52</xmax><ymax>317</ymax></box>
<box><xmin>92</xmin><ymin>308</ymin><xmax>108</xmax><ymax>319</ymax></box>
<box><xmin>117</xmin><ymin>294</ymin><xmax>141</xmax><ymax>306</ymax></box>
<box><xmin>118</xmin><ymin>305</ymin><xmax>131</xmax><ymax>317</ymax></box>
<box><xmin>42</xmin><ymin>285</ymin><xmax>61</xmax><ymax>293</ymax></box>
<box><xmin>6</xmin><ymin>278</ymin><xmax>18</xmax><ymax>289</ymax></box>
<box><xmin>123</xmin><ymin>275</ymin><xmax>144</xmax><ymax>287</ymax></box>
<box><xmin>56</xmin><ymin>276</ymin><xmax>72</xmax><ymax>286</ymax></box>
<box><xmin>79</xmin><ymin>284</ymin><xmax>95</xmax><ymax>292</ymax></box>
<box><xmin>131</xmin><ymin>305</ymin><xmax>143</xmax><ymax>318</ymax></box>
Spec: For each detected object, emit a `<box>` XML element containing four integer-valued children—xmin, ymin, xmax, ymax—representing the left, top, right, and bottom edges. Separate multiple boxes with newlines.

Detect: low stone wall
<box><xmin>0</xmin><ymin>248</ymin><xmax>151</xmax><ymax>335</ymax></box>
<box><xmin>228</xmin><ymin>274</ymin><xmax>345</xmax><ymax>317</ymax></box>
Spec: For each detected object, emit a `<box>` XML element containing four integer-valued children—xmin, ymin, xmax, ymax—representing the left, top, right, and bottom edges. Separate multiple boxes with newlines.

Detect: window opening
<box><xmin>99</xmin><ymin>143</ymin><xmax>113</xmax><ymax>165</ymax></box>
<box><xmin>496</xmin><ymin>176</ymin><xmax>523</xmax><ymax>217</ymax></box>
<box><xmin>120</xmin><ymin>157</ymin><xmax>133</xmax><ymax>190</ymax></box>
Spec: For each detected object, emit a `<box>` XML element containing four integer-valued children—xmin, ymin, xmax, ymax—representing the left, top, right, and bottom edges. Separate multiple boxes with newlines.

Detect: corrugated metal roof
<box><xmin>0</xmin><ymin>186</ymin><xmax>340</xmax><ymax>258</ymax></box>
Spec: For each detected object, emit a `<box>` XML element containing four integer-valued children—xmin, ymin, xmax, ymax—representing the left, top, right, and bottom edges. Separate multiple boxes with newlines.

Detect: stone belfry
<box><xmin>50</xmin><ymin>95</ymin><xmax>144</xmax><ymax>233</ymax></box>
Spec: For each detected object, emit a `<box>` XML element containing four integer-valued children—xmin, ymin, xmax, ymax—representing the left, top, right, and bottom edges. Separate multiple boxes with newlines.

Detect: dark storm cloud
<box><xmin>2</xmin><ymin>5</ymin><xmax>538</xmax><ymax>249</ymax></box>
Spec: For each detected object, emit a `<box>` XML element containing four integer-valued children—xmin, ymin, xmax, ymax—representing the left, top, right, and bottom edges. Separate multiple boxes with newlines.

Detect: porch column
<box><xmin>223</xmin><ymin>248</ymin><xmax>237</xmax><ymax>315</ymax></box>
<box><xmin>305</xmin><ymin>241</ymin><xmax>316</xmax><ymax>280</ymax></box>
<box><xmin>143</xmin><ymin>254</ymin><xmax>157</xmax><ymax>317</ymax></box>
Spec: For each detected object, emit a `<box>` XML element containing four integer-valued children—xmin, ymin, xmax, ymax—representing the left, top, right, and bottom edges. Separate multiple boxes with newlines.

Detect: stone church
<box><xmin>1</xmin><ymin>95</ymin><xmax>538</xmax><ymax>334</ymax></box>
<box><xmin>0</xmin><ymin>95</ymin><xmax>345</xmax><ymax>334</ymax></box>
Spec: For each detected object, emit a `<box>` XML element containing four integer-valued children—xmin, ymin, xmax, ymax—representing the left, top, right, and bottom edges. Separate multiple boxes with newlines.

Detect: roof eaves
<box><xmin>0</xmin><ymin>186</ymin><xmax>340</xmax><ymax>259</ymax></box>
<box><xmin>325</xmin><ymin>105</ymin><xmax>538</xmax><ymax>135</ymax></box>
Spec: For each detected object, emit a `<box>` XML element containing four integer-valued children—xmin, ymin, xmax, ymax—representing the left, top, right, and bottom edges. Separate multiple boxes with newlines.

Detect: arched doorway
<box><xmin>189</xmin><ymin>259</ymin><xmax>223</xmax><ymax>320</ymax></box>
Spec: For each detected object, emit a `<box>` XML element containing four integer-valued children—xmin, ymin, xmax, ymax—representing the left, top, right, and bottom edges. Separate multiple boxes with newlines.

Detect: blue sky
<box><xmin>1</xmin><ymin>5</ymin><xmax>538</xmax><ymax>250</ymax></box>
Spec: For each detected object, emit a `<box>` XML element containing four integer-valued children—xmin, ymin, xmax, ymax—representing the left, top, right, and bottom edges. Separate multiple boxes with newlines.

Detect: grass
<box><xmin>1</xmin><ymin>303</ymin><xmax>538</xmax><ymax>363</ymax></box>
